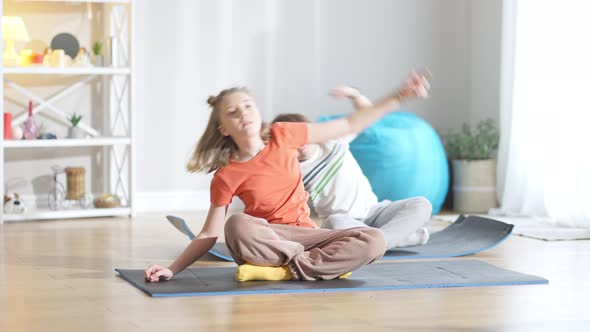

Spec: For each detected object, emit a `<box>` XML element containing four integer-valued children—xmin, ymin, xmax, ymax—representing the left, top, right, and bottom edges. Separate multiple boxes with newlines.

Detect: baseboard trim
<box><xmin>135</xmin><ymin>191</ymin><xmax>210</xmax><ymax>212</ymax></box>
<box><xmin>135</xmin><ymin>191</ymin><xmax>244</xmax><ymax>212</ymax></box>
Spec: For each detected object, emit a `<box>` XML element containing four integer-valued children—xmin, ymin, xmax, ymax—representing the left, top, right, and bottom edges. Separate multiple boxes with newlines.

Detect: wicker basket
<box><xmin>65</xmin><ymin>167</ymin><xmax>85</xmax><ymax>200</ymax></box>
<box><xmin>94</xmin><ymin>194</ymin><xmax>121</xmax><ymax>208</ymax></box>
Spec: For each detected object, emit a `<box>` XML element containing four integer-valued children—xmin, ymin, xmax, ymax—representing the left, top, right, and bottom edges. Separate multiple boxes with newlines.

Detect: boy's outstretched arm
<box><xmin>329</xmin><ymin>86</ymin><xmax>373</xmax><ymax>143</ymax></box>
<box><xmin>144</xmin><ymin>204</ymin><xmax>227</xmax><ymax>282</ymax></box>
<box><xmin>307</xmin><ymin>70</ymin><xmax>430</xmax><ymax>145</ymax></box>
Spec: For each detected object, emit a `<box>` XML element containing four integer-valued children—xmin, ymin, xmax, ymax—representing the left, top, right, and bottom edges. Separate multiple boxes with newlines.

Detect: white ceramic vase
<box><xmin>67</xmin><ymin>126</ymin><xmax>85</xmax><ymax>139</ymax></box>
<box><xmin>452</xmin><ymin>159</ymin><xmax>498</xmax><ymax>213</ymax></box>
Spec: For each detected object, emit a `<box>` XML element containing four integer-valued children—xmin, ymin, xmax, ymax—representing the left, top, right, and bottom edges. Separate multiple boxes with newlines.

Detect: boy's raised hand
<box><xmin>330</xmin><ymin>85</ymin><xmax>373</xmax><ymax>109</ymax></box>
<box><xmin>397</xmin><ymin>69</ymin><xmax>432</xmax><ymax>101</ymax></box>
<box><xmin>329</xmin><ymin>86</ymin><xmax>361</xmax><ymax>99</ymax></box>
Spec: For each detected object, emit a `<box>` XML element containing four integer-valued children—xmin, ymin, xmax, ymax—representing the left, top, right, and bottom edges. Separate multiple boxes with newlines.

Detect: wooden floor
<box><xmin>1</xmin><ymin>212</ymin><xmax>589</xmax><ymax>332</ymax></box>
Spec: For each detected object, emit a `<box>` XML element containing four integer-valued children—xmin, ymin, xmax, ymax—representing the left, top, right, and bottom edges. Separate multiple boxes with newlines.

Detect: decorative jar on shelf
<box><xmin>23</xmin><ymin>100</ymin><xmax>38</xmax><ymax>140</ymax></box>
<box><xmin>65</xmin><ymin>167</ymin><xmax>86</xmax><ymax>200</ymax></box>
<box><xmin>67</xmin><ymin>126</ymin><xmax>85</xmax><ymax>139</ymax></box>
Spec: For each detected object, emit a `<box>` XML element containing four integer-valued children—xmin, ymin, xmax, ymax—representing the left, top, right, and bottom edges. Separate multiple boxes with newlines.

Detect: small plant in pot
<box><xmin>442</xmin><ymin>119</ymin><xmax>500</xmax><ymax>213</ymax></box>
<box><xmin>67</xmin><ymin>113</ymin><xmax>85</xmax><ymax>139</ymax></box>
<box><xmin>92</xmin><ymin>41</ymin><xmax>103</xmax><ymax>67</ymax></box>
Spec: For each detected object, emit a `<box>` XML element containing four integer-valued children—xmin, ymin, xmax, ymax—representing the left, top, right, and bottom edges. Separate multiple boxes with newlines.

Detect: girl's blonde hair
<box><xmin>186</xmin><ymin>87</ymin><xmax>271</xmax><ymax>173</ymax></box>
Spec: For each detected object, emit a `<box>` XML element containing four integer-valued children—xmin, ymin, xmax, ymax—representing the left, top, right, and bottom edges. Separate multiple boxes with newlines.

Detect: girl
<box><xmin>144</xmin><ymin>71</ymin><xmax>431</xmax><ymax>282</ymax></box>
<box><xmin>272</xmin><ymin>86</ymin><xmax>432</xmax><ymax>252</ymax></box>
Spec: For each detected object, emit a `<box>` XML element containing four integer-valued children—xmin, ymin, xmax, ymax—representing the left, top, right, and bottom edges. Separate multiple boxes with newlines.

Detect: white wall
<box><xmin>3</xmin><ymin>0</ymin><xmax>503</xmax><ymax>212</ymax></box>
<box><xmin>469</xmin><ymin>0</ymin><xmax>502</xmax><ymax>125</ymax></box>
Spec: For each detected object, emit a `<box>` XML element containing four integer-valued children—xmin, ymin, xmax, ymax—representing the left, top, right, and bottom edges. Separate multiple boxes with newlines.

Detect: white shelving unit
<box><xmin>1</xmin><ymin>0</ymin><xmax>135</xmax><ymax>222</ymax></box>
<box><xmin>3</xmin><ymin>67</ymin><xmax>131</xmax><ymax>75</ymax></box>
<box><xmin>3</xmin><ymin>137</ymin><xmax>131</xmax><ymax>148</ymax></box>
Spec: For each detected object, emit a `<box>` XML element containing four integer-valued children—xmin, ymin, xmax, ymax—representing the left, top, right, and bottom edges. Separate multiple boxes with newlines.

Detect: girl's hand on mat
<box><xmin>396</xmin><ymin>68</ymin><xmax>432</xmax><ymax>102</ymax></box>
<box><xmin>144</xmin><ymin>264</ymin><xmax>173</xmax><ymax>283</ymax></box>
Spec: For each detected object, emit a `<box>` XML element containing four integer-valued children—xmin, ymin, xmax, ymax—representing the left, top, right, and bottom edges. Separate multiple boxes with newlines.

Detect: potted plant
<box><xmin>442</xmin><ymin>119</ymin><xmax>500</xmax><ymax>213</ymax></box>
<box><xmin>67</xmin><ymin>113</ymin><xmax>85</xmax><ymax>139</ymax></box>
<box><xmin>92</xmin><ymin>41</ymin><xmax>103</xmax><ymax>67</ymax></box>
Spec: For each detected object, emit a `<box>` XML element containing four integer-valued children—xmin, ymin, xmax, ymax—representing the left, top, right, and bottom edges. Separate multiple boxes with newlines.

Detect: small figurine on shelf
<box><xmin>23</xmin><ymin>100</ymin><xmax>38</xmax><ymax>140</ymax></box>
<box><xmin>12</xmin><ymin>125</ymin><xmax>24</xmax><ymax>140</ymax></box>
<box><xmin>67</xmin><ymin>113</ymin><xmax>85</xmax><ymax>139</ymax></box>
<box><xmin>92</xmin><ymin>41</ymin><xmax>103</xmax><ymax>67</ymax></box>
<box><xmin>19</xmin><ymin>49</ymin><xmax>34</xmax><ymax>67</ymax></box>
<box><xmin>39</xmin><ymin>133</ymin><xmax>57</xmax><ymax>139</ymax></box>
<box><xmin>32</xmin><ymin>52</ymin><xmax>44</xmax><ymax>65</ymax></box>
<box><xmin>42</xmin><ymin>47</ymin><xmax>52</xmax><ymax>66</ymax></box>
<box><xmin>50</xmin><ymin>49</ymin><xmax>66</xmax><ymax>68</ymax></box>
<box><xmin>73</xmin><ymin>47</ymin><xmax>90</xmax><ymax>67</ymax></box>
<box><xmin>3</xmin><ymin>193</ymin><xmax>26</xmax><ymax>214</ymax></box>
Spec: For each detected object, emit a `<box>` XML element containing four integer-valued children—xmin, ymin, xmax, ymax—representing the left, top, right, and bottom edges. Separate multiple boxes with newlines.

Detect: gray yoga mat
<box><xmin>116</xmin><ymin>260</ymin><xmax>547</xmax><ymax>297</ymax></box>
<box><xmin>383</xmin><ymin>215</ymin><xmax>513</xmax><ymax>259</ymax></box>
<box><xmin>167</xmin><ymin>215</ymin><xmax>514</xmax><ymax>262</ymax></box>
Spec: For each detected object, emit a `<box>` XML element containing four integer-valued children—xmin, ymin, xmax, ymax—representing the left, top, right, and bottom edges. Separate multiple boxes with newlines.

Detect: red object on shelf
<box><xmin>4</xmin><ymin>112</ymin><xmax>13</xmax><ymax>139</ymax></box>
<box><xmin>33</xmin><ymin>53</ymin><xmax>45</xmax><ymax>64</ymax></box>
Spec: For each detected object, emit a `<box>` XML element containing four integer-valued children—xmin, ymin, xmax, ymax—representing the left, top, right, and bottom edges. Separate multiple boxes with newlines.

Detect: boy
<box><xmin>272</xmin><ymin>86</ymin><xmax>431</xmax><ymax>250</ymax></box>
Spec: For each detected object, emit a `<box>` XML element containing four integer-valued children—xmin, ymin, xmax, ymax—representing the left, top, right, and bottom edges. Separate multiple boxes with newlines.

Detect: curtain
<box><xmin>497</xmin><ymin>0</ymin><xmax>590</xmax><ymax>226</ymax></box>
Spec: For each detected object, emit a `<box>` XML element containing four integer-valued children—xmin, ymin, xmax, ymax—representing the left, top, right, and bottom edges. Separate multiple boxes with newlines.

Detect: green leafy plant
<box><xmin>68</xmin><ymin>113</ymin><xmax>82</xmax><ymax>127</ymax></box>
<box><xmin>442</xmin><ymin>118</ymin><xmax>499</xmax><ymax>160</ymax></box>
<box><xmin>92</xmin><ymin>41</ymin><xmax>102</xmax><ymax>56</ymax></box>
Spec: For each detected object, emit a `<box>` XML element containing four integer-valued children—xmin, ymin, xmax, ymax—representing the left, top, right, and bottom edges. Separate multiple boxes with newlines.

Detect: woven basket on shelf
<box><xmin>65</xmin><ymin>167</ymin><xmax>85</xmax><ymax>200</ymax></box>
<box><xmin>94</xmin><ymin>194</ymin><xmax>121</xmax><ymax>208</ymax></box>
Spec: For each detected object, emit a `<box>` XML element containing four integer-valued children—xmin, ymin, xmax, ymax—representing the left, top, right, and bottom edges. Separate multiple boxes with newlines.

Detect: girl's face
<box><xmin>217</xmin><ymin>92</ymin><xmax>262</xmax><ymax>139</ymax></box>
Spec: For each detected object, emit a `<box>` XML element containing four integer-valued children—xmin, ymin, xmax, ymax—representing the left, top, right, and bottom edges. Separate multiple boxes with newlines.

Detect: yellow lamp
<box><xmin>2</xmin><ymin>16</ymin><xmax>31</xmax><ymax>66</ymax></box>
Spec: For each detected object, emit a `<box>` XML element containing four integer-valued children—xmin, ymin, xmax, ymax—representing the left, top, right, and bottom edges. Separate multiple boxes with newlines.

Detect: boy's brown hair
<box><xmin>272</xmin><ymin>113</ymin><xmax>311</xmax><ymax>124</ymax></box>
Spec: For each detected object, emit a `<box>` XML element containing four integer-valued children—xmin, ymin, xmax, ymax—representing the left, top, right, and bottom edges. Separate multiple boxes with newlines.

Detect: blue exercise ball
<box><xmin>318</xmin><ymin>112</ymin><xmax>449</xmax><ymax>214</ymax></box>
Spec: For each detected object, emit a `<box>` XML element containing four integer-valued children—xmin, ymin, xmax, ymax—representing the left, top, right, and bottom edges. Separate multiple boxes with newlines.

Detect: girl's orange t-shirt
<box><xmin>210</xmin><ymin>122</ymin><xmax>315</xmax><ymax>228</ymax></box>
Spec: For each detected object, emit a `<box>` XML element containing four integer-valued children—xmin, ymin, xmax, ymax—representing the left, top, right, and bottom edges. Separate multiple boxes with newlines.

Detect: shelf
<box><xmin>17</xmin><ymin>0</ymin><xmax>130</xmax><ymax>3</ymax></box>
<box><xmin>1</xmin><ymin>0</ymin><xmax>135</xmax><ymax>223</ymax></box>
<box><xmin>3</xmin><ymin>67</ymin><xmax>130</xmax><ymax>75</ymax></box>
<box><xmin>2</xmin><ymin>207</ymin><xmax>131</xmax><ymax>221</ymax></box>
<box><xmin>3</xmin><ymin>137</ymin><xmax>131</xmax><ymax>148</ymax></box>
